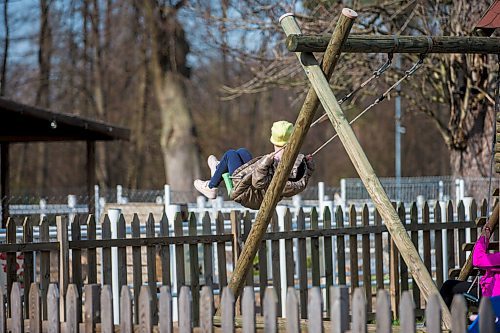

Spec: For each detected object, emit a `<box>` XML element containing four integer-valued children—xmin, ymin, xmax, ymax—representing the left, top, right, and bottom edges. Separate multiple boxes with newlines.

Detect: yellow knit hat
<box><xmin>270</xmin><ymin>120</ymin><xmax>294</xmax><ymax>146</ymax></box>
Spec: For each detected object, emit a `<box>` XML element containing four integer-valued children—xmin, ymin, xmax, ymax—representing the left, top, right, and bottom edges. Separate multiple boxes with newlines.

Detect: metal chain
<box><xmin>310</xmin><ymin>54</ymin><xmax>393</xmax><ymax>127</ymax></box>
<box><xmin>311</xmin><ymin>54</ymin><xmax>426</xmax><ymax>156</ymax></box>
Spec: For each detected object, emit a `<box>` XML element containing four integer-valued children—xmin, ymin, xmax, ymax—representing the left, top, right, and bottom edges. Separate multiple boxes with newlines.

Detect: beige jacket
<box><xmin>229</xmin><ymin>153</ymin><xmax>314</xmax><ymax>209</ymax></box>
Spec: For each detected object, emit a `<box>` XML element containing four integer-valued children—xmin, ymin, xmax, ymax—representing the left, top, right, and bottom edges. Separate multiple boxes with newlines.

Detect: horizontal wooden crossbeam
<box><xmin>286</xmin><ymin>35</ymin><xmax>500</xmax><ymax>54</ymax></box>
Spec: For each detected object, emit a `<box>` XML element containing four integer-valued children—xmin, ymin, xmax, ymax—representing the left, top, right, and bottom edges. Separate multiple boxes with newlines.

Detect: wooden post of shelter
<box><xmin>225</xmin><ymin>7</ymin><xmax>358</xmax><ymax>308</ymax></box>
<box><xmin>279</xmin><ymin>13</ymin><xmax>452</xmax><ymax>329</ymax></box>
<box><xmin>86</xmin><ymin>141</ymin><xmax>96</xmax><ymax>217</ymax></box>
<box><xmin>1</xmin><ymin>143</ymin><xmax>9</xmax><ymax>227</ymax></box>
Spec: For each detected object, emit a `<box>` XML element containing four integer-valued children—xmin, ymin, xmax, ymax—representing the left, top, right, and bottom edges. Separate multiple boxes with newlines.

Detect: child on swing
<box><xmin>194</xmin><ymin>120</ymin><xmax>315</xmax><ymax>209</ymax></box>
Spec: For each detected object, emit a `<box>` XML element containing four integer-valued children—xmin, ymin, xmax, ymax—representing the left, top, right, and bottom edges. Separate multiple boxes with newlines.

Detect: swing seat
<box><xmin>222</xmin><ymin>172</ymin><xmax>233</xmax><ymax>195</ymax></box>
<box><xmin>468</xmin><ymin>296</ymin><xmax>500</xmax><ymax>333</ymax></box>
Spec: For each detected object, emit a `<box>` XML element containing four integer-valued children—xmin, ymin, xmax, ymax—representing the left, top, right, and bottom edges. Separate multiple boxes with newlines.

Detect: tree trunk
<box><xmin>144</xmin><ymin>0</ymin><xmax>201</xmax><ymax>196</ymax></box>
<box><xmin>0</xmin><ymin>0</ymin><xmax>8</xmax><ymax>96</ymax></box>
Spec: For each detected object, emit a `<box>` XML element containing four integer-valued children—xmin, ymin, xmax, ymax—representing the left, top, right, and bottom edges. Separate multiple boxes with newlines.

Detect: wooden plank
<box><xmin>479</xmin><ymin>297</ymin><xmax>495</xmax><ymax>333</ymax></box>
<box><xmin>101</xmin><ymin>215</ymin><xmax>112</xmax><ymax>286</ymax></box>
<box><xmin>270</xmin><ymin>212</ymin><xmax>281</xmax><ymax>317</ymax></box>
<box><xmin>410</xmin><ymin>203</ymin><xmax>420</xmax><ymax>308</ymax></box>
<box><xmin>0</xmin><ymin>286</ymin><xmax>5</xmax><ymax>333</ymax></box>
<box><xmin>64</xmin><ymin>284</ymin><xmax>79</xmax><ymax>333</ymax></box>
<box><xmin>28</xmin><ymin>283</ymin><xmax>41</xmax><ymax>333</ymax></box>
<box><xmin>10</xmin><ymin>282</ymin><xmax>23</xmax><ymax>333</ymax></box>
<box><xmin>470</xmin><ymin>200</ymin><xmax>478</xmax><ymax>241</ymax></box>
<box><xmin>117</xmin><ymin>214</ymin><xmax>127</xmax><ymax>292</ymax></box>
<box><xmin>330</xmin><ymin>285</ymin><xmax>349</xmax><ymax>333</ymax></box>
<box><xmin>70</xmin><ymin>217</ymin><xmax>82</xmax><ymax>324</ymax></box>
<box><xmin>146</xmin><ymin>214</ymin><xmax>158</xmax><ymax>325</ymax></box>
<box><xmin>398</xmin><ymin>203</ymin><xmax>409</xmax><ymax>292</ymax></box>
<box><xmin>446</xmin><ymin>201</ymin><xmax>456</xmax><ymax>276</ymax></box>
<box><xmin>375</xmin><ymin>289</ymin><xmax>391</xmax><ymax>333</ymax></box>
<box><xmin>230</xmin><ymin>211</ymin><xmax>241</xmax><ymax>264</ymax></box>
<box><xmin>226</xmin><ymin>9</ymin><xmax>357</xmax><ymax>301</ymax></box>
<box><xmin>336</xmin><ymin>206</ymin><xmax>346</xmax><ymax>285</ymax></box>
<box><xmin>216</xmin><ymin>212</ymin><xmax>228</xmax><ymax>290</ymax></box>
<box><xmin>57</xmin><ymin>216</ymin><xmax>69</xmax><ymax>321</ymax></box>
<box><xmin>83</xmin><ymin>284</ymin><xmax>99</xmax><ymax>333</ymax></box>
<box><xmin>244</xmin><ymin>212</ymin><xmax>254</xmax><ymax>288</ymax></box>
<box><xmin>434</xmin><ymin>203</ymin><xmax>444</xmax><ymax>287</ymax></box>
<box><xmin>264</xmin><ymin>288</ymin><xmax>277</xmax><ymax>333</ymax></box>
<box><xmin>6</xmin><ymin>218</ymin><xmax>16</xmax><ymax>309</ymax></box>
<box><xmin>349</xmin><ymin>205</ymin><xmax>359</xmax><ymax>293</ymax></box>
<box><xmin>308</xmin><ymin>287</ymin><xmax>323</xmax><ymax>333</ymax></box>
<box><xmin>221</xmin><ymin>287</ymin><xmax>234</xmax><ymax>333</ymax></box>
<box><xmin>323</xmin><ymin>206</ymin><xmax>333</xmax><ymax>309</ymax></box>
<box><xmin>202</xmin><ymin>213</ymin><xmax>213</xmax><ymax>288</ymax></box>
<box><xmin>23</xmin><ymin>217</ymin><xmax>34</xmax><ymax>319</ymax></box>
<box><xmin>351</xmin><ymin>288</ymin><xmax>366</xmax><ymax>333</ymax></box>
<box><xmin>297</xmin><ymin>209</ymin><xmax>308</xmax><ymax>319</ymax></box>
<box><xmin>188</xmin><ymin>213</ymin><xmax>200</xmax><ymax>326</ymax></box>
<box><xmin>361</xmin><ymin>204</ymin><xmax>372</xmax><ymax>312</ymax></box>
<box><xmin>426</xmin><ymin>294</ymin><xmax>441</xmax><ymax>333</ymax></box>
<box><xmin>241</xmin><ymin>286</ymin><xmax>255</xmax><ymax>333</ymax></box>
<box><xmin>457</xmin><ymin>201</ymin><xmax>466</xmax><ymax>266</ymax></box>
<box><xmin>399</xmin><ymin>291</ymin><xmax>415</xmax><ymax>333</ymax></box>
<box><xmin>286</xmin><ymin>287</ymin><xmax>299</xmax><ymax>333</ymax></box>
<box><xmin>100</xmin><ymin>285</ymin><xmax>114</xmax><ymax>333</ymax></box>
<box><xmin>284</xmin><ymin>209</ymin><xmax>294</xmax><ymax>289</ymax></box>
<box><xmin>120</xmin><ymin>286</ymin><xmax>133</xmax><ymax>333</ymax></box>
<box><xmin>451</xmin><ymin>295</ymin><xmax>467</xmax><ymax>333</ymax></box>
<box><xmin>139</xmin><ymin>286</ymin><xmax>153</xmax><ymax>333</ymax></box>
<box><xmin>131</xmin><ymin>213</ymin><xmax>142</xmax><ymax>324</ymax></box>
<box><xmin>159</xmin><ymin>286</ymin><xmax>173</xmax><ymax>333</ymax></box>
<box><xmin>286</xmin><ymin>34</ymin><xmax>500</xmax><ymax>54</ymax></box>
<box><xmin>310</xmin><ymin>208</ymin><xmax>321</xmax><ymax>289</ymax></box>
<box><xmin>422</xmin><ymin>202</ymin><xmax>432</xmax><ymax>276</ymax></box>
<box><xmin>47</xmin><ymin>284</ymin><xmax>59</xmax><ymax>333</ymax></box>
<box><xmin>280</xmin><ymin>12</ymin><xmax>452</xmax><ymax>329</ymax></box>
<box><xmin>200</xmin><ymin>286</ymin><xmax>213</xmax><ymax>333</ymax></box>
<box><xmin>174</xmin><ymin>213</ymin><xmax>186</xmax><ymax>293</ymax></box>
<box><xmin>374</xmin><ymin>210</ymin><xmax>384</xmax><ymax>291</ymax></box>
<box><xmin>160</xmin><ymin>213</ymin><xmax>171</xmax><ymax>286</ymax></box>
<box><xmin>258</xmin><ymin>231</ymin><xmax>268</xmax><ymax>316</ymax></box>
<box><xmin>86</xmin><ymin>215</ymin><xmax>97</xmax><ymax>284</ymax></box>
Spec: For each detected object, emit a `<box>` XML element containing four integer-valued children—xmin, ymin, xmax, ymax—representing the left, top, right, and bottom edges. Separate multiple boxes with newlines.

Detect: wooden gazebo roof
<box><xmin>0</xmin><ymin>97</ymin><xmax>130</xmax><ymax>225</ymax></box>
<box><xmin>0</xmin><ymin>97</ymin><xmax>130</xmax><ymax>142</ymax></box>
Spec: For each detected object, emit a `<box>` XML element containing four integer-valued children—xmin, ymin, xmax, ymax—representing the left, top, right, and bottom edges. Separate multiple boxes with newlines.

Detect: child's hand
<box><xmin>305</xmin><ymin>154</ymin><xmax>315</xmax><ymax>171</ymax></box>
<box><xmin>484</xmin><ymin>226</ymin><xmax>492</xmax><ymax>239</ymax></box>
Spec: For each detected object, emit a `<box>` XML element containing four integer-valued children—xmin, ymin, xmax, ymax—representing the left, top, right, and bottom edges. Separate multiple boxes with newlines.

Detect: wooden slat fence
<box><xmin>0</xmin><ymin>199</ymin><xmax>488</xmax><ymax>325</ymax></box>
<box><xmin>0</xmin><ymin>282</ymin><xmax>497</xmax><ymax>332</ymax></box>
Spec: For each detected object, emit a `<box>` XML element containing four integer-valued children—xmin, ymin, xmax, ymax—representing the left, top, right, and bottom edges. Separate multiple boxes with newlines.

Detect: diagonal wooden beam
<box><xmin>280</xmin><ymin>14</ymin><xmax>452</xmax><ymax>329</ymax></box>
<box><xmin>225</xmin><ymin>8</ymin><xmax>358</xmax><ymax>304</ymax></box>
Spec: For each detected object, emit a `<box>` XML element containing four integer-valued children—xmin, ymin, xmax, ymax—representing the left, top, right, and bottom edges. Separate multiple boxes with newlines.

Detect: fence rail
<box><xmin>0</xmin><ymin>198</ymin><xmax>492</xmax><ymax>325</ymax></box>
<box><xmin>0</xmin><ymin>282</ymin><xmax>493</xmax><ymax>332</ymax></box>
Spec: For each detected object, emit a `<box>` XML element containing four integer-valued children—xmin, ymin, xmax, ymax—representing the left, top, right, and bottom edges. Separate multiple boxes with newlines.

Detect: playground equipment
<box><xmin>224</xmin><ymin>8</ymin><xmax>500</xmax><ymax>329</ymax></box>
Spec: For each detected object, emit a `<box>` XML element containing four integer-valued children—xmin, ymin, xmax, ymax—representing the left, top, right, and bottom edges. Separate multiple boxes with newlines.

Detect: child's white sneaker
<box><xmin>194</xmin><ymin>179</ymin><xmax>217</xmax><ymax>199</ymax></box>
<box><xmin>208</xmin><ymin>155</ymin><xmax>219</xmax><ymax>176</ymax></box>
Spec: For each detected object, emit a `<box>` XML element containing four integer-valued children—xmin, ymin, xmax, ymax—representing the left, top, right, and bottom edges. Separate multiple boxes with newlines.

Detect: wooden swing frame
<box><xmin>225</xmin><ymin>8</ymin><xmax>500</xmax><ymax>329</ymax></box>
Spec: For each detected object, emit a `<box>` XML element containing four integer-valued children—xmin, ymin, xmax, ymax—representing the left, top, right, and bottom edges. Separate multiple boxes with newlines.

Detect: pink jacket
<box><xmin>472</xmin><ymin>235</ymin><xmax>500</xmax><ymax>297</ymax></box>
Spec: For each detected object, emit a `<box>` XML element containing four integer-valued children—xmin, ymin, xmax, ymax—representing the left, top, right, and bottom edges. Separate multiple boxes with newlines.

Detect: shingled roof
<box><xmin>475</xmin><ymin>0</ymin><xmax>500</xmax><ymax>36</ymax></box>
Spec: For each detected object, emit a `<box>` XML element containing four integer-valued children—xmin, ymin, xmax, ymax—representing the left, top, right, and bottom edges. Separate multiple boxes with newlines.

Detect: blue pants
<box><xmin>209</xmin><ymin>148</ymin><xmax>252</xmax><ymax>188</ymax></box>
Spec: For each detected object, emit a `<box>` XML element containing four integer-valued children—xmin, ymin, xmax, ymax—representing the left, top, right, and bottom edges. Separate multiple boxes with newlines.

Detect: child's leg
<box><xmin>235</xmin><ymin>148</ymin><xmax>253</xmax><ymax>168</ymax></box>
<box><xmin>209</xmin><ymin>149</ymin><xmax>244</xmax><ymax>188</ymax></box>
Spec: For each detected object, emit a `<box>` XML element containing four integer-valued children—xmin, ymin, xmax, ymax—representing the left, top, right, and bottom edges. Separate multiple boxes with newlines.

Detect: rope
<box><xmin>310</xmin><ymin>54</ymin><xmax>393</xmax><ymax>127</ymax></box>
<box><xmin>486</xmin><ymin>54</ymin><xmax>500</xmax><ymax>217</ymax></box>
<box><xmin>311</xmin><ymin>54</ymin><xmax>426</xmax><ymax>156</ymax></box>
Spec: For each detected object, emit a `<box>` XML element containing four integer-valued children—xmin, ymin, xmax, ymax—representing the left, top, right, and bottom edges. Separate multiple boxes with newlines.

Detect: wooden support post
<box><xmin>225</xmin><ymin>8</ymin><xmax>357</xmax><ymax>304</ymax></box>
<box><xmin>280</xmin><ymin>13</ymin><xmax>453</xmax><ymax>330</ymax></box>
<box><xmin>87</xmin><ymin>141</ymin><xmax>96</xmax><ymax>217</ymax></box>
<box><xmin>1</xmin><ymin>143</ymin><xmax>9</xmax><ymax>227</ymax></box>
<box><xmin>286</xmin><ymin>35</ymin><xmax>500</xmax><ymax>54</ymax></box>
